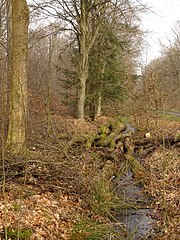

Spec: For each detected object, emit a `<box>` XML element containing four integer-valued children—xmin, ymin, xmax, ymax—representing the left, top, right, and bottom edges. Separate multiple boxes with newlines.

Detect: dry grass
<box><xmin>142</xmin><ymin>117</ymin><xmax>180</xmax><ymax>240</ymax></box>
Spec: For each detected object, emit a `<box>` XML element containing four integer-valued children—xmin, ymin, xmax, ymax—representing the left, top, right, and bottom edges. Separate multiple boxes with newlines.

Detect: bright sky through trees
<box><xmin>27</xmin><ymin>0</ymin><xmax>179</xmax><ymax>64</ymax></box>
<box><xmin>141</xmin><ymin>0</ymin><xmax>180</xmax><ymax>63</ymax></box>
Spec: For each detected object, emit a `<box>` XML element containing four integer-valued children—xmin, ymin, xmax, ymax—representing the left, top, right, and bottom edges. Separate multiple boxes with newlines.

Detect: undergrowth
<box><xmin>70</xmin><ymin>216</ymin><xmax>125</xmax><ymax>240</ymax></box>
<box><xmin>89</xmin><ymin>177</ymin><xmax>135</xmax><ymax>217</ymax></box>
<box><xmin>0</xmin><ymin>228</ymin><xmax>32</xmax><ymax>240</ymax></box>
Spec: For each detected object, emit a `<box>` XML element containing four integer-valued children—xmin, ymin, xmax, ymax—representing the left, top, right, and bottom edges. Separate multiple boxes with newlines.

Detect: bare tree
<box><xmin>31</xmin><ymin>0</ymin><xmax>146</xmax><ymax>119</ymax></box>
<box><xmin>31</xmin><ymin>0</ymin><xmax>112</xmax><ymax>119</ymax></box>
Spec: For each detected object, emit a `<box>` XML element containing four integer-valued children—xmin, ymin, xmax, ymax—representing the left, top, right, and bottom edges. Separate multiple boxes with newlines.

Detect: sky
<box><xmin>27</xmin><ymin>0</ymin><xmax>179</xmax><ymax>64</ymax></box>
<box><xmin>140</xmin><ymin>0</ymin><xmax>180</xmax><ymax>64</ymax></box>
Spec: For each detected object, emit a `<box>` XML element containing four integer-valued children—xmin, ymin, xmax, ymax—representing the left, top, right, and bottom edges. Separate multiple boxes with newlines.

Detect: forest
<box><xmin>0</xmin><ymin>0</ymin><xmax>179</xmax><ymax>239</ymax></box>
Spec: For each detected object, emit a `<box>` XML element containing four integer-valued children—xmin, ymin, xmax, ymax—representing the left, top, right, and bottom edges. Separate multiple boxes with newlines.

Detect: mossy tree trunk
<box><xmin>6</xmin><ymin>0</ymin><xmax>29</xmax><ymax>154</ymax></box>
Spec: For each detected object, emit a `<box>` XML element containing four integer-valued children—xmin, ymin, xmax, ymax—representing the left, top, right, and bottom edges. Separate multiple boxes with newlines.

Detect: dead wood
<box><xmin>124</xmin><ymin>153</ymin><xmax>146</xmax><ymax>181</ymax></box>
<box><xmin>134</xmin><ymin>137</ymin><xmax>158</xmax><ymax>146</ymax></box>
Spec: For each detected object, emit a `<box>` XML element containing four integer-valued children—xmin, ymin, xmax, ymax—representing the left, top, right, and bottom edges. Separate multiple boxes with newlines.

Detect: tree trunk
<box><xmin>96</xmin><ymin>62</ymin><xmax>105</xmax><ymax>118</ymax></box>
<box><xmin>77</xmin><ymin>69</ymin><xmax>88</xmax><ymax>119</ymax></box>
<box><xmin>77</xmin><ymin>1</ymin><xmax>89</xmax><ymax>119</ymax></box>
<box><xmin>6</xmin><ymin>0</ymin><xmax>29</xmax><ymax>154</ymax></box>
<box><xmin>76</xmin><ymin>1</ymin><xmax>108</xmax><ymax>119</ymax></box>
<box><xmin>96</xmin><ymin>92</ymin><xmax>102</xmax><ymax>117</ymax></box>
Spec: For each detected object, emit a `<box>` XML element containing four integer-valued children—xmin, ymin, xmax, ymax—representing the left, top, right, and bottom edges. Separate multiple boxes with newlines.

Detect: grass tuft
<box><xmin>70</xmin><ymin>216</ymin><xmax>123</xmax><ymax>240</ymax></box>
<box><xmin>0</xmin><ymin>228</ymin><xmax>33</xmax><ymax>240</ymax></box>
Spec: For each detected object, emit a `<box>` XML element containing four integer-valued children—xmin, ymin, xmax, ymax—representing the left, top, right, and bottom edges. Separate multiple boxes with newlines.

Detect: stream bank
<box><xmin>65</xmin><ymin>119</ymin><xmax>179</xmax><ymax>239</ymax></box>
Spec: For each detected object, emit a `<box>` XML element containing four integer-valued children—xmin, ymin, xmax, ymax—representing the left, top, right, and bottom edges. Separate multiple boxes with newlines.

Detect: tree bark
<box><xmin>77</xmin><ymin>70</ymin><xmax>88</xmax><ymax>119</ymax></box>
<box><xmin>77</xmin><ymin>0</ymin><xmax>89</xmax><ymax>119</ymax></box>
<box><xmin>6</xmin><ymin>0</ymin><xmax>29</xmax><ymax>154</ymax></box>
<box><xmin>96</xmin><ymin>93</ymin><xmax>102</xmax><ymax>118</ymax></box>
<box><xmin>96</xmin><ymin>62</ymin><xmax>105</xmax><ymax>118</ymax></box>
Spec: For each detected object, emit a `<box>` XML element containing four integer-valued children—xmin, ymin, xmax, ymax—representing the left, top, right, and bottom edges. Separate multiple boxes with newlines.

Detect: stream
<box><xmin>115</xmin><ymin>124</ymin><xmax>156</xmax><ymax>239</ymax></box>
<box><xmin>116</xmin><ymin>170</ymin><xmax>155</xmax><ymax>240</ymax></box>
<box><xmin>166</xmin><ymin>111</ymin><xmax>180</xmax><ymax>117</ymax></box>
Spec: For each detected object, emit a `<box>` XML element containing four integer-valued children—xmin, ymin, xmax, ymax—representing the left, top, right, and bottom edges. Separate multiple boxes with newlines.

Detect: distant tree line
<box><xmin>128</xmin><ymin>21</ymin><xmax>180</xmax><ymax>127</ymax></box>
<box><xmin>143</xmin><ymin>22</ymin><xmax>180</xmax><ymax>113</ymax></box>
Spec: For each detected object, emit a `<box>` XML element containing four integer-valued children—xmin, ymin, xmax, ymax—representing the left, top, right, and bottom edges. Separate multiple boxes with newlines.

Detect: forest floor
<box><xmin>0</xmin><ymin>110</ymin><xmax>179</xmax><ymax>240</ymax></box>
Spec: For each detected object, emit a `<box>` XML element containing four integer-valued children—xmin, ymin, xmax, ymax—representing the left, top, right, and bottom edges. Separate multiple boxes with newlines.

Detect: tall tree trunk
<box><xmin>77</xmin><ymin>0</ymin><xmax>89</xmax><ymax>119</ymax></box>
<box><xmin>6</xmin><ymin>0</ymin><xmax>29</xmax><ymax>154</ymax></box>
<box><xmin>77</xmin><ymin>69</ymin><xmax>88</xmax><ymax>119</ymax></box>
<box><xmin>95</xmin><ymin>62</ymin><xmax>105</xmax><ymax>118</ymax></box>
<box><xmin>96</xmin><ymin>92</ymin><xmax>102</xmax><ymax>117</ymax></box>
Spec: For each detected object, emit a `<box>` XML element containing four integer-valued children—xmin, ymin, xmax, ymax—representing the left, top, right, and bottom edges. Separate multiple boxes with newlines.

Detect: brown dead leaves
<box><xmin>143</xmin><ymin>147</ymin><xmax>180</xmax><ymax>239</ymax></box>
<box><xmin>0</xmin><ymin>184</ymin><xmax>83</xmax><ymax>240</ymax></box>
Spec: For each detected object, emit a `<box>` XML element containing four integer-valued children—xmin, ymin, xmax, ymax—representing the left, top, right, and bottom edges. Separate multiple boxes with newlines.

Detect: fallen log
<box><xmin>174</xmin><ymin>130</ymin><xmax>180</xmax><ymax>142</ymax></box>
<box><xmin>134</xmin><ymin>135</ymin><xmax>178</xmax><ymax>148</ymax></box>
<box><xmin>124</xmin><ymin>153</ymin><xmax>146</xmax><ymax>182</ymax></box>
<box><xmin>63</xmin><ymin>135</ymin><xmax>86</xmax><ymax>155</ymax></box>
<box><xmin>64</xmin><ymin>119</ymin><xmax>127</xmax><ymax>153</ymax></box>
<box><xmin>64</xmin><ymin>120</ymin><xmax>179</xmax><ymax>156</ymax></box>
<box><xmin>134</xmin><ymin>137</ymin><xmax>158</xmax><ymax>146</ymax></box>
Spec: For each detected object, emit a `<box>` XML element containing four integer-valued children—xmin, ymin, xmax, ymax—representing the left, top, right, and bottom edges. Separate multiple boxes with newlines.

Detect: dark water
<box><xmin>116</xmin><ymin>170</ymin><xmax>155</xmax><ymax>240</ymax></box>
<box><xmin>124</xmin><ymin>123</ymin><xmax>136</xmax><ymax>134</ymax></box>
<box><xmin>166</xmin><ymin>111</ymin><xmax>180</xmax><ymax>117</ymax></box>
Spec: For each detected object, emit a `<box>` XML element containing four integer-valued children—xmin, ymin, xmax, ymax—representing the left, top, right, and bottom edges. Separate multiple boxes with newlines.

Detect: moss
<box><xmin>125</xmin><ymin>153</ymin><xmax>146</xmax><ymax>182</ymax></box>
<box><xmin>174</xmin><ymin>132</ymin><xmax>180</xmax><ymax>142</ymax></box>
<box><xmin>97</xmin><ymin>132</ymin><xmax>121</xmax><ymax>149</ymax></box>
<box><xmin>65</xmin><ymin>118</ymin><xmax>126</xmax><ymax>152</ymax></box>
<box><xmin>86</xmin><ymin>134</ymin><xmax>101</xmax><ymax>149</ymax></box>
<box><xmin>98</xmin><ymin>124</ymin><xmax>111</xmax><ymax>135</ymax></box>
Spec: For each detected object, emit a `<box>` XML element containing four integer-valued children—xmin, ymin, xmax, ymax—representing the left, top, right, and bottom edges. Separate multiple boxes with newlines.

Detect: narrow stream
<box><xmin>116</xmin><ymin>170</ymin><xmax>155</xmax><ymax>239</ymax></box>
<box><xmin>115</xmin><ymin>124</ymin><xmax>156</xmax><ymax>239</ymax></box>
